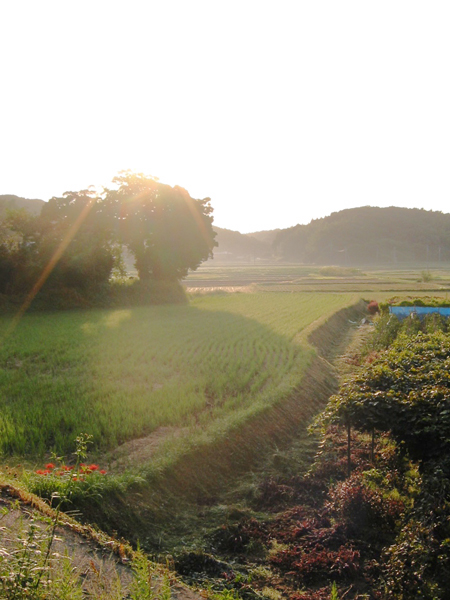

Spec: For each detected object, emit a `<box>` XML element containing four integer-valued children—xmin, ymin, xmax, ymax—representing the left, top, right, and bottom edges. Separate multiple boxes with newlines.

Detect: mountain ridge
<box><xmin>3</xmin><ymin>197</ymin><xmax>450</xmax><ymax>264</ymax></box>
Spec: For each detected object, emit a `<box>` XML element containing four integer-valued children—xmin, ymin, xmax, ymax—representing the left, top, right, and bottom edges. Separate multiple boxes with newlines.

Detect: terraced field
<box><xmin>0</xmin><ymin>292</ymin><xmax>355</xmax><ymax>457</ymax></box>
<box><xmin>184</xmin><ymin>263</ymin><xmax>450</xmax><ymax>295</ymax></box>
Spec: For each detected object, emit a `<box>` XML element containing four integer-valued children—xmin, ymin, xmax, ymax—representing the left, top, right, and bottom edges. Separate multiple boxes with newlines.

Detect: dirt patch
<box><xmin>185</xmin><ymin>286</ymin><xmax>254</xmax><ymax>293</ymax></box>
<box><xmin>0</xmin><ymin>493</ymin><xmax>133</xmax><ymax>596</ymax></box>
<box><xmin>0</xmin><ymin>483</ymin><xmax>200</xmax><ymax>600</ymax></box>
<box><xmin>108</xmin><ymin>426</ymin><xmax>189</xmax><ymax>471</ymax></box>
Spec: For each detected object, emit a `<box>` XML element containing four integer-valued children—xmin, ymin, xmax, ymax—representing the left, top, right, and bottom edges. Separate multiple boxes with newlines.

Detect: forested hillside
<box><xmin>213</xmin><ymin>226</ymin><xmax>272</xmax><ymax>261</ymax></box>
<box><xmin>274</xmin><ymin>206</ymin><xmax>450</xmax><ymax>264</ymax></box>
<box><xmin>246</xmin><ymin>228</ymin><xmax>280</xmax><ymax>245</ymax></box>
<box><xmin>0</xmin><ymin>195</ymin><xmax>44</xmax><ymax>216</ymax></box>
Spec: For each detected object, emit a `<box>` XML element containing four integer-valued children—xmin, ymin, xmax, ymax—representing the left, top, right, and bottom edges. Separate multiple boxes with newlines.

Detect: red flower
<box><xmin>36</xmin><ymin>469</ymin><xmax>45</xmax><ymax>475</ymax></box>
<box><xmin>45</xmin><ymin>463</ymin><xmax>55</xmax><ymax>470</ymax></box>
<box><xmin>88</xmin><ymin>464</ymin><xmax>99</xmax><ymax>471</ymax></box>
<box><xmin>100</xmin><ymin>470</ymin><xmax>107</xmax><ymax>475</ymax></box>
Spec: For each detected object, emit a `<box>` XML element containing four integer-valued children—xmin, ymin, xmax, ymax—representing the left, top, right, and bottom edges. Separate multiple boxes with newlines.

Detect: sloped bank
<box><xmin>0</xmin><ymin>480</ymin><xmax>201</xmax><ymax>600</ymax></box>
<box><xmin>67</xmin><ymin>300</ymin><xmax>368</xmax><ymax>545</ymax></box>
<box><xmin>155</xmin><ymin>298</ymin><xmax>368</xmax><ymax>502</ymax></box>
<box><xmin>307</xmin><ymin>299</ymin><xmax>367</xmax><ymax>361</ymax></box>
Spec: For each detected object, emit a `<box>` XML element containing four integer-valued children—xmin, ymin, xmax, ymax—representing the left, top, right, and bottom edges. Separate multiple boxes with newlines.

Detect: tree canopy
<box><xmin>104</xmin><ymin>172</ymin><xmax>217</xmax><ymax>281</ymax></box>
<box><xmin>0</xmin><ymin>172</ymin><xmax>217</xmax><ymax>307</ymax></box>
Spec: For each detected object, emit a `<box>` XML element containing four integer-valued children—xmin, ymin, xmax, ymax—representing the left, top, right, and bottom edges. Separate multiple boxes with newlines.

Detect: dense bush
<box><xmin>229</xmin><ymin>315</ymin><xmax>450</xmax><ymax>599</ymax></box>
<box><xmin>321</xmin><ymin>331</ymin><xmax>450</xmax><ymax>463</ymax></box>
<box><xmin>328</xmin><ymin>472</ymin><xmax>404</xmax><ymax>537</ymax></box>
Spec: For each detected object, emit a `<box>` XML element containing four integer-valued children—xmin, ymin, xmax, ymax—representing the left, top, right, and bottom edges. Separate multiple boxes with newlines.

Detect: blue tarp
<box><xmin>389</xmin><ymin>306</ymin><xmax>450</xmax><ymax>319</ymax></box>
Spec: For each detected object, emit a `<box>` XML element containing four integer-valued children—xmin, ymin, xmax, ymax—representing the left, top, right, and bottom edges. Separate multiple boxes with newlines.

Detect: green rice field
<box><xmin>0</xmin><ymin>292</ymin><xmax>355</xmax><ymax>456</ymax></box>
<box><xmin>184</xmin><ymin>263</ymin><xmax>450</xmax><ymax>294</ymax></box>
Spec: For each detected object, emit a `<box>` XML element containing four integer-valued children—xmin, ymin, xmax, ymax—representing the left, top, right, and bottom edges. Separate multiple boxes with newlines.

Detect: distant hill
<box><xmin>0</xmin><ymin>195</ymin><xmax>45</xmax><ymax>217</ymax></box>
<box><xmin>274</xmin><ymin>206</ymin><xmax>450</xmax><ymax>264</ymax></box>
<box><xmin>213</xmin><ymin>226</ymin><xmax>272</xmax><ymax>261</ymax></box>
<box><xmin>246</xmin><ymin>229</ymin><xmax>280</xmax><ymax>245</ymax></box>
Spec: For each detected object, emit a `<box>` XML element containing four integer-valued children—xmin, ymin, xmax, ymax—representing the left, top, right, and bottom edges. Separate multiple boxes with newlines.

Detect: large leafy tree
<box><xmin>104</xmin><ymin>171</ymin><xmax>217</xmax><ymax>282</ymax></box>
<box><xmin>0</xmin><ymin>172</ymin><xmax>217</xmax><ymax>303</ymax></box>
<box><xmin>0</xmin><ymin>190</ymin><xmax>116</xmax><ymax>296</ymax></box>
<box><xmin>0</xmin><ymin>208</ymin><xmax>43</xmax><ymax>294</ymax></box>
<box><xmin>36</xmin><ymin>188</ymin><xmax>116</xmax><ymax>292</ymax></box>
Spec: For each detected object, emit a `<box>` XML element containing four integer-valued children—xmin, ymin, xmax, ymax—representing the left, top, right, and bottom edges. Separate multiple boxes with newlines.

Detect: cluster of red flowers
<box><xmin>35</xmin><ymin>462</ymin><xmax>107</xmax><ymax>477</ymax></box>
<box><xmin>79</xmin><ymin>463</ymin><xmax>107</xmax><ymax>475</ymax></box>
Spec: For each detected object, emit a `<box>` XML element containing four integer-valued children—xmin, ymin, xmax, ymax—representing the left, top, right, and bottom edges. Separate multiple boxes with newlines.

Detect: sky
<box><xmin>1</xmin><ymin>1</ymin><xmax>449</xmax><ymax>234</ymax></box>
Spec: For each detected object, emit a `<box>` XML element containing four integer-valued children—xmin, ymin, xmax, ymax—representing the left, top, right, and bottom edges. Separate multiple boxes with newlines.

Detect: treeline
<box><xmin>0</xmin><ymin>172</ymin><xmax>216</xmax><ymax>309</ymax></box>
<box><xmin>274</xmin><ymin>206</ymin><xmax>450</xmax><ymax>264</ymax></box>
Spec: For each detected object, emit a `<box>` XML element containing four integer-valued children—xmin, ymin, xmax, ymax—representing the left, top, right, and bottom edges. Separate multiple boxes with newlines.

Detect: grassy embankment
<box><xmin>0</xmin><ymin>291</ymin><xmax>363</xmax><ymax>535</ymax></box>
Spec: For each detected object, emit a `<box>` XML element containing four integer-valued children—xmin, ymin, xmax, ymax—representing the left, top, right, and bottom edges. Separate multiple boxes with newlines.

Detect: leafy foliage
<box><xmin>309</xmin><ymin>318</ymin><xmax>450</xmax><ymax>597</ymax></box>
<box><xmin>0</xmin><ymin>172</ymin><xmax>217</xmax><ymax>308</ymax></box>
<box><xmin>104</xmin><ymin>171</ymin><xmax>217</xmax><ymax>282</ymax></box>
<box><xmin>320</xmin><ymin>331</ymin><xmax>450</xmax><ymax>462</ymax></box>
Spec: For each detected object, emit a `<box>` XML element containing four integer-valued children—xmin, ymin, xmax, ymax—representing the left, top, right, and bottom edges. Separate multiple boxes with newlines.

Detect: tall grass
<box><xmin>0</xmin><ymin>293</ymin><xmax>354</xmax><ymax>456</ymax></box>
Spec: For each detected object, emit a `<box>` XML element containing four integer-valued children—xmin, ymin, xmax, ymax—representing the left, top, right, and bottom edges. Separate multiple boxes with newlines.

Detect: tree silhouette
<box><xmin>104</xmin><ymin>171</ymin><xmax>217</xmax><ymax>282</ymax></box>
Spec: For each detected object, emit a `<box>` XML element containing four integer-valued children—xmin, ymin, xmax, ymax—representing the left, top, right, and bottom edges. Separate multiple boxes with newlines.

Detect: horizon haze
<box><xmin>1</xmin><ymin>1</ymin><xmax>449</xmax><ymax>233</ymax></box>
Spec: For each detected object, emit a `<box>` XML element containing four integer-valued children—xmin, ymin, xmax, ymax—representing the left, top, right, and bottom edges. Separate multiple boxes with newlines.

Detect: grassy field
<box><xmin>4</xmin><ymin>261</ymin><xmax>448</xmax><ymax>460</ymax></box>
<box><xmin>0</xmin><ymin>292</ymin><xmax>356</xmax><ymax>457</ymax></box>
<box><xmin>184</xmin><ymin>263</ymin><xmax>450</xmax><ymax>295</ymax></box>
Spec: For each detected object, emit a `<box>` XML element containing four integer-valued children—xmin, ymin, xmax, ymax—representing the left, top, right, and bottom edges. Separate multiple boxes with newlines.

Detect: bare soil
<box><xmin>108</xmin><ymin>426</ymin><xmax>189</xmax><ymax>472</ymax></box>
<box><xmin>0</xmin><ymin>483</ymin><xmax>200</xmax><ymax>600</ymax></box>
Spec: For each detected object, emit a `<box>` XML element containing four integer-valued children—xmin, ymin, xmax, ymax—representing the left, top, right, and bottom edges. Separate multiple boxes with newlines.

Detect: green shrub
<box><xmin>318</xmin><ymin>266</ymin><xmax>361</xmax><ymax>277</ymax></box>
<box><xmin>421</xmin><ymin>270</ymin><xmax>433</xmax><ymax>283</ymax></box>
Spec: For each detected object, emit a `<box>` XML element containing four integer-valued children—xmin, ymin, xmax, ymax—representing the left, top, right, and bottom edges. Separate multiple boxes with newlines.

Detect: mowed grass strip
<box><xmin>0</xmin><ymin>293</ymin><xmax>354</xmax><ymax>456</ymax></box>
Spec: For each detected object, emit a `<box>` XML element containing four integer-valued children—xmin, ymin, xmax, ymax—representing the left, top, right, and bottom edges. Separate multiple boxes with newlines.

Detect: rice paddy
<box><xmin>184</xmin><ymin>263</ymin><xmax>450</xmax><ymax>295</ymax></box>
<box><xmin>0</xmin><ymin>292</ymin><xmax>355</xmax><ymax>456</ymax></box>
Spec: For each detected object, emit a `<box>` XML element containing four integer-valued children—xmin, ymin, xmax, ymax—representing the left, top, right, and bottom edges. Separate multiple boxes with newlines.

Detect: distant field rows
<box><xmin>183</xmin><ymin>264</ymin><xmax>450</xmax><ymax>294</ymax></box>
<box><xmin>0</xmin><ymin>293</ymin><xmax>355</xmax><ymax>456</ymax></box>
<box><xmin>189</xmin><ymin>283</ymin><xmax>449</xmax><ymax>294</ymax></box>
